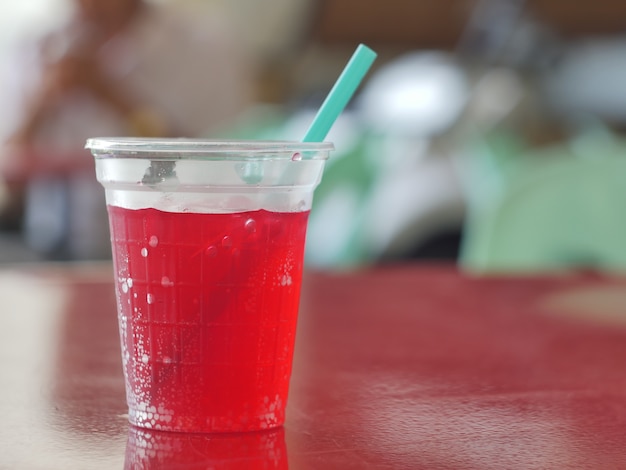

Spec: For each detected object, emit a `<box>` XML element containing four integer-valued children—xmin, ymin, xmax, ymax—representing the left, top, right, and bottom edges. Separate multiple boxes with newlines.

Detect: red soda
<box><xmin>107</xmin><ymin>206</ymin><xmax>309</xmax><ymax>432</ymax></box>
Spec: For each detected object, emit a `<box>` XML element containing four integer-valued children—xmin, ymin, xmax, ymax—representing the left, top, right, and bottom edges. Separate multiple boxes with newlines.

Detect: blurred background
<box><xmin>2</xmin><ymin>0</ymin><xmax>626</xmax><ymax>272</ymax></box>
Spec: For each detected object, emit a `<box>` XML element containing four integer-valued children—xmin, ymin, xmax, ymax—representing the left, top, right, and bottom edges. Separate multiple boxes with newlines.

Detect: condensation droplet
<box><xmin>205</xmin><ymin>245</ymin><xmax>217</xmax><ymax>257</ymax></box>
<box><xmin>162</xmin><ymin>356</ymin><xmax>172</xmax><ymax>364</ymax></box>
<box><xmin>244</xmin><ymin>218</ymin><xmax>257</xmax><ymax>233</ymax></box>
<box><xmin>141</xmin><ymin>354</ymin><xmax>149</xmax><ymax>364</ymax></box>
<box><xmin>141</xmin><ymin>248</ymin><xmax>148</xmax><ymax>257</ymax></box>
<box><xmin>149</xmin><ymin>235</ymin><xmax>159</xmax><ymax>247</ymax></box>
<box><xmin>161</xmin><ymin>276</ymin><xmax>173</xmax><ymax>287</ymax></box>
<box><xmin>147</xmin><ymin>293</ymin><xmax>154</xmax><ymax>304</ymax></box>
<box><xmin>221</xmin><ymin>236</ymin><xmax>232</xmax><ymax>248</ymax></box>
<box><xmin>121</xmin><ymin>281</ymin><xmax>129</xmax><ymax>293</ymax></box>
<box><xmin>291</xmin><ymin>152</ymin><xmax>302</xmax><ymax>161</ymax></box>
<box><xmin>127</xmin><ymin>278</ymin><xmax>133</xmax><ymax>288</ymax></box>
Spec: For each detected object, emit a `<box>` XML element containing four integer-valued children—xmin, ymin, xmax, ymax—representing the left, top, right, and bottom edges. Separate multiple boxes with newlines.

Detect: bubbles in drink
<box><xmin>141</xmin><ymin>354</ymin><xmax>149</xmax><ymax>364</ymax></box>
<box><xmin>141</xmin><ymin>248</ymin><xmax>148</xmax><ymax>257</ymax></box>
<box><xmin>149</xmin><ymin>236</ymin><xmax>159</xmax><ymax>247</ymax></box>
<box><xmin>222</xmin><ymin>236</ymin><xmax>232</xmax><ymax>248</ymax></box>
<box><xmin>147</xmin><ymin>293</ymin><xmax>154</xmax><ymax>304</ymax></box>
<box><xmin>244</xmin><ymin>218</ymin><xmax>257</xmax><ymax>233</ymax></box>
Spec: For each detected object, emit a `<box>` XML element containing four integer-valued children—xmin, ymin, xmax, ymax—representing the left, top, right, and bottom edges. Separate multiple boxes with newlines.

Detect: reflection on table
<box><xmin>2</xmin><ymin>263</ymin><xmax>626</xmax><ymax>468</ymax></box>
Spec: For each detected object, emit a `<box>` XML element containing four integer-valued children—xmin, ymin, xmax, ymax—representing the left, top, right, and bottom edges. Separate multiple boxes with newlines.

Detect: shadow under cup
<box><xmin>86</xmin><ymin>139</ymin><xmax>331</xmax><ymax>433</ymax></box>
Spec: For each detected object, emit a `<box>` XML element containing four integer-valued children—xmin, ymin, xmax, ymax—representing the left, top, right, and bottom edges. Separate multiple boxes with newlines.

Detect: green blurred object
<box><xmin>460</xmin><ymin>129</ymin><xmax>626</xmax><ymax>273</ymax></box>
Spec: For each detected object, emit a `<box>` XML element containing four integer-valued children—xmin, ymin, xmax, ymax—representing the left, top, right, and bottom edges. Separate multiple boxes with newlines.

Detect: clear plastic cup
<box><xmin>86</xmin><ymin>138</ymin><xmax>331</xmax><ymax>433</ymax></box>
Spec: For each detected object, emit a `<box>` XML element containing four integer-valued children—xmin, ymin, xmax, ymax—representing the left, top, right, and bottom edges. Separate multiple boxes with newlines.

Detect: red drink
<box><xmin>107</xmin><ymin>205</ymin><xmax>310</xmax><ymax>433</ymax></box>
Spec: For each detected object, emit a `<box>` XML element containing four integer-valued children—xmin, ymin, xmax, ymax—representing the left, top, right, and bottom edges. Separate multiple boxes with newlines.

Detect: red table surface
<box><xmin>2</xmin><ymin>263</ymin><xmax>626</xmax><ymax>469</ymax></box>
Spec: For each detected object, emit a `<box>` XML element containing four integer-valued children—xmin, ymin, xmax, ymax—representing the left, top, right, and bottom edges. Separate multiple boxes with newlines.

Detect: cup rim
<box><xmin>85</xmin><ymin>138</ymin><xmax>334</xmax><ymax>158</ymax></box>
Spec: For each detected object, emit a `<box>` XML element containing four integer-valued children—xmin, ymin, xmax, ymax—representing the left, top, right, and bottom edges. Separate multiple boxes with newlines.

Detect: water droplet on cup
<box><xmin>244</xmin><ymin>218</ymin><xmax>257</xmax><ymax>234</ymax></box>
<box><xmin>222</xmin><ymin>236</ymin><xmax>232</xmax><ymax>248</ymax></box>
<box><xmin>161</xmin><ymin>276</ymin><xmax>173</xmax><ymax>287</ymax></box>
<box><xmin>147</xmin><ymin>293</ymin><xmax>154</xmax><ymax>304</ymax></box>
<box><xmin>127</xmin><ymin>278</ymin><xmax>133</xmax><ymax>288</ymax></box>
<box><xmin>121</xmin><ymin>281</ymin><xmax>129</xmax><ymax>294</ymax></box>
<box><xmin>205</xmin><ymin>245</ymin><xmax>217</xmax><ymax>257</ymax></box>
<box><xmin>141</xmin><ymin>248</ymin><xmax>148</xmax><ymax>257</ymax></box>
<box><xmin>291</xmin><ymin>152</ymin><xmax>302</xmax><ymax>161</ymax></box>
<box><xmin>149</xmin><ymin>236</ymin><xmax>159</xmax><ymax>247</ymax></box>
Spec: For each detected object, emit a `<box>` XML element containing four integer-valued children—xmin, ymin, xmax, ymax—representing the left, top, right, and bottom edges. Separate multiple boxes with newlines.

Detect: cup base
<box><xmin>125</xmin><ymin>425</ymin><xmax>288</xmax><ymax>469</ymax></box>
<box><xmin>128</xmin><ymin>406</ymin><xmax>285</xmax><ymax>434</ymax></box>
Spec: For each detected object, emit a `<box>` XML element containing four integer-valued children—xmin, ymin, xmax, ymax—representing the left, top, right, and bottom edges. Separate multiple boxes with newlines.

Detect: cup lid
<box><xmin>85</xmin><ymin>138</ymin><xmax>334</xmax><ymax>158</ymax></box>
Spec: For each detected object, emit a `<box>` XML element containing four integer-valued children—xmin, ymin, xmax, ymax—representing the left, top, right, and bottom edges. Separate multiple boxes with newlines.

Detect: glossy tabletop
<box><xmin>2</xmin><ymin>263</ymin><xmax>626</xmax><ymax>469</ymax></box>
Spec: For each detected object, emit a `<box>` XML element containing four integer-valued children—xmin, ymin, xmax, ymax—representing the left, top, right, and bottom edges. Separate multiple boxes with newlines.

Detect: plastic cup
<box><xmin>86</xmin><ymin>138</ymin><xmax>331</xmax><ymax>433</ymax></box>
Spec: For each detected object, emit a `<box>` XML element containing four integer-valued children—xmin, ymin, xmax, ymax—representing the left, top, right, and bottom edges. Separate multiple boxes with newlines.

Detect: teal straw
<box><xmin>303</xmin><ymin>44</ymin><xmax>377</xmax><ymax>142</ymax></box>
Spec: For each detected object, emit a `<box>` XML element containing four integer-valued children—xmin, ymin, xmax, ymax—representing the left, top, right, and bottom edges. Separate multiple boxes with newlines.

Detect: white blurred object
<box><xmin>0</xmin><ymin>0</ymin><xmax>70</xmax><ymax>49</ymax></box>
<box><xmin>358</xmin><ymin>52</ymin><xmax>469</xmax><ymax>137</ymax></box>
<box><xmin>467</xmin><ymin>67</ymin><xmax>525</xmax><ymax>130</ymax></box>
<box><xmin>354</xmin><ymin>52</ymin><xmax>468</xmax><ymax>261</ymax></box>
<box><xmin>542</xmin><ymin>37</ymin><xmax>626</xmax><ymax>122</ymax></box>
<box><xmin>364</xmin><ymin>153</ymin><xmax>465</xmax><ymax>259</ymax></box>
